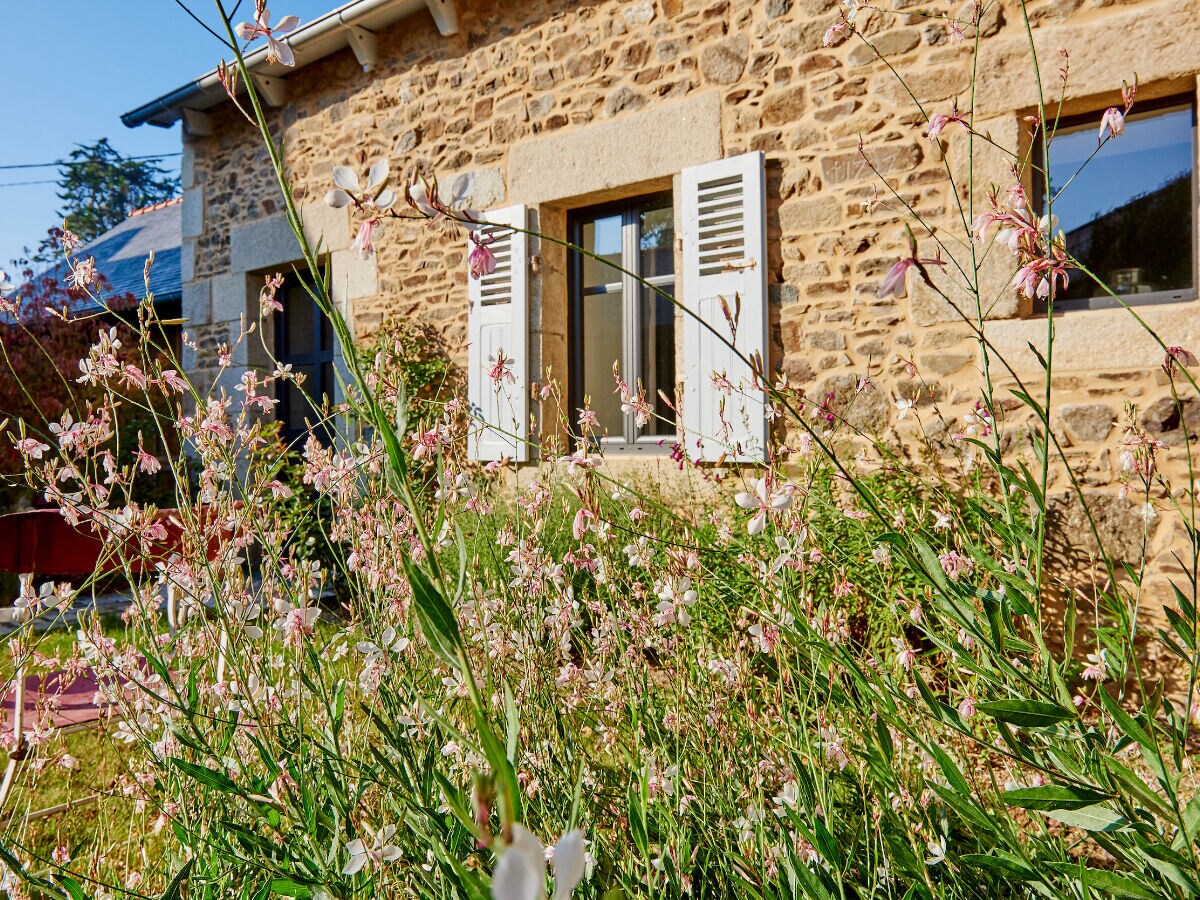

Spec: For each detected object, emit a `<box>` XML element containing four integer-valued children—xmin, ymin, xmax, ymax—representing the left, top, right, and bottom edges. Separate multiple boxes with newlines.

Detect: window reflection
<box><xmin>1039</xmin><ymin>103</ymin><xmax>1195</xmax><ymax>306</ymax></box>
<box><xmin>571</xmin><ymin>194</ymin><xmax>676</xmax><ymax>445</ymax></box>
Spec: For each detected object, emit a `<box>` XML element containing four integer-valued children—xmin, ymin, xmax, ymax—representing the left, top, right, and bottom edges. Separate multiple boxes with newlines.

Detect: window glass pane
<box><xmin>320</xmin><ymin>303</ymin><xmax>333</xmax><ymax>352</ymax></box>
<box><xmin>582</xmin><ymin>214</ymin><xmax>623</xmax><ymax>289</ymax></box>
<box><xmin>640</xmin><ymin>203</ymin><xmax>674</xmax><ymax>279</ymax></box>
<box><xmin>284</xmin><ymin>288</ymin><xmax>317</xmax><ymax>355</ymax></box>
<box><xmin>1045</xmin><ymin>105</ymin><xmax>1194</xmax><ymax>301</ymax></box>
<box><xmin>639</xmin><ymin>284</ymin><xmax>676</xmax><ymax>436</ymax></box>
<box><xmin>581</xmin><ymin>293</ymin><xmax>625</xmax><ymax>435</ymax></box>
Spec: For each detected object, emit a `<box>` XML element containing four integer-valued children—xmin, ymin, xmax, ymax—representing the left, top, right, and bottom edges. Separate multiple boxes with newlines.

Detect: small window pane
<box><xmin>1043</xmin><ymin>104</ymin><xmax>1194</xmax><ymax>303</ymax></box>
<box><xmin>640</xmin><ymin>204</ymin><xmax>674</xmax><ymax>279</ymax></box>
<box><xmin>274</xmin><ymin>270</ymin><xmax>335</xmax><ymax>444</ymax></box>
<box><xmin>581</xmin><ymin>293</ymin><xmax>624</xmax><ymax>435</ymax></box>
<box><xmin>639</xmin><ymin>284</ymin><xmax>676</xmax><ymax>436</ymax></box>
<box><xmin>284</xmin><ymin>290</ymin><xmax>316</xmax><ymax>354</ymax></box>
<box><xmin>283</xmin><ymin>365</ymin><xmax>319</xmax><ymax>432</ymax></box>
<box><xmin>582</xmin><ymin>214</ymin><xmax>623</xmax><ymax>289</ymax></box>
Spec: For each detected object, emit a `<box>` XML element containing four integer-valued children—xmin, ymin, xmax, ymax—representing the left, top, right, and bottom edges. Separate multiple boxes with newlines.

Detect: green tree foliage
<box><xmin>37</xmin><ymin>138</ymin><xmax>179</xmax><ymax>260</ymax></box>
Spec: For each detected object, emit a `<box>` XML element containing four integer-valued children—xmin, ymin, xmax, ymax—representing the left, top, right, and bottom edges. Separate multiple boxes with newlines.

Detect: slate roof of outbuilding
<box><xmin>43</xmin><ymin>199</ymin><xmax>182</xmax><ymax>308</ymax></box>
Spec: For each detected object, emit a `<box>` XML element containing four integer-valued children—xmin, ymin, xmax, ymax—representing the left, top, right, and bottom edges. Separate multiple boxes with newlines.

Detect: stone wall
<box><xmin>180</xmin><ymin>0</ymin><xmax>1200</xmax><ymax>608</ymax></box>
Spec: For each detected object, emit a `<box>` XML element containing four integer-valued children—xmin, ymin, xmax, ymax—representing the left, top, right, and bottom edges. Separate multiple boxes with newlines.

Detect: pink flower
<box><xmin>572</xmin><ymin>507</ymin><xmax>595</xmax><ymax>540</ymax></box>
<box><xmin>487</xmin><ymin>350</ymin><xmax>516</xmax><ymax>385</ymax></box>
<box><xmin>823</xmin><ymin>22</ymin><xmax>849</xmax><ymax>46</ymax></box>
<box><xmin>159</xmin><ymin>369</ymin><xmax>188</xmax><ymax>394</ymax></box>
<box><xmin>352</xmin><ymin>217</ymin><xmax>381</xmax><ymax>260</ymax></box>
<box><xmin>136</xmin><ymin>449</ymin><xmax>162</xmax><ymax>475</ymax></box>
<box><xmin>892</xmin><ymin>637</ymin><xmax>917</xmax><ymax>670</ymax></box>
<box><xmin>236</xmin><ymin>7</ymin><xmax>301</xmax><ymax>67</ymax></box>
<box><xmin>468</xmin><ymin>232</ymin><xmax>497</xmax><ymax>279</ymax></box>
<box><xmin>1081</xmin><ymin>649</ymin><xmax>1108</xmax><ymax>681</ymax></box>
<box><xmin>1098</xmin><ymin>107</ymin><xmax>1125</xmax><ymax>143</ymax></box>
<box><xmin>925</xmin><ymin>102</ymin><xmax>970</xmax><ymax>141</ymax></box>
<box><xmin>1164</xmin><ymin>346</ymin><xmax>1198</xmax><ymax>376</ymax></box>
<box><xmin>260</xmin><ymin>273</ymin><xmax>284</xmax><ymax>314</ymax></box>
<box><xmin>877</xmin><ymin>226</ymin><xmax>947</xmax><ymax>299</ymax></box>
<box><xmin>14</xmin><ymin>437</ymin><xmax>50</xmax><ymax>459</ymax></box>
<box><xmin>326</xmin><ymin>159</ymin><xmax>394</xmax><ymax>211</ymax></box>
<box><xmin>67</xmin><ymin>256</ymin><xmax>97</xmax><ymax>289</ymax></box>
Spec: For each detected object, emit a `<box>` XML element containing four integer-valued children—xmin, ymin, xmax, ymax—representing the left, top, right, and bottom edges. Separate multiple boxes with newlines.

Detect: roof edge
<box><xmin>122</xmin><ymin>0</ymin><xmax>450</xmax><ymax>130</ymax></box>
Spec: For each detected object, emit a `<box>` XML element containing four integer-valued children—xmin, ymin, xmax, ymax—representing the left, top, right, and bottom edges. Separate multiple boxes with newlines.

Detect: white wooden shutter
<box><xmin>681</xmin><ymin>151</ymin><xmax>769</xmax><ymax>463</ymax></box>
<box><xmin>467</xmin><ymin>205</ymin><xmax>529</xmax><ymax>462</ymax></box>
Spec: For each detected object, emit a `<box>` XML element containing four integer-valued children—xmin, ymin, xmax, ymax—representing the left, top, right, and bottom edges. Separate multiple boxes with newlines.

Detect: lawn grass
<box><xmin>2</xmin><ymin>615</ymin><xmax>166</xmax><ymax>892</ymax></box>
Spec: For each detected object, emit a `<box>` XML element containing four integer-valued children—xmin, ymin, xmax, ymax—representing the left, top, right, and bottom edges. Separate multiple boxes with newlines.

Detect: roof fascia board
<box><xmin>121</xmin><ymin>0</ymin><xmax>425</xmax><ymax>129</ymax></box>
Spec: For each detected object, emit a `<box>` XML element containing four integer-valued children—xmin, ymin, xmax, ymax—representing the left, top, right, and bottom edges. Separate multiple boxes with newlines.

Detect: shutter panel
<box><xmin>467</xmin><ymin>205</ymin><xmax>530</xmax><ymax>462</ymax></box>
<box><xmin>681</xmin><ymin>151</ymin><xmax>769</xmax><ymax>463</ymax></box>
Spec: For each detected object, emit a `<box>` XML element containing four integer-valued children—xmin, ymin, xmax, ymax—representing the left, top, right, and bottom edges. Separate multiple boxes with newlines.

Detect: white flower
<box><xmin>493</xmin><ymin>826</ymin><xmax>586</xmax><ymax>900</ymax></box>
<box><xmin>356</xmin><ymin>626</ymin><xmax>409</xmax><ymax>659</ymax></box>
<box><xmin>734</xmin><ymin>478</ymin><xmax>793</xmax><ymax>535</ymax></box>
<box><xmin>325</xmin><ymin>159</ymin><xmax>395</xmax><ymax>211</ymax></box>
<box><xmin>343</xmin><ymin>824</ymin><xmax>401</xmax><ymax>875</ymax></box>
<box><xmin>0</xmin><ymin>270</ymin><xmax>14</xmax><ymax>297</ymax></box>
<box><xmin>895</xmin><ymin>398</ymin><xmax>915</xmax><ymax>420</ymax></box>
<box><xmin>236</xmin><ymin>8</ymin><xmax>301</xmax><ymax>67</ymax></box>
<box><xmin>925</xmin><ymin>837</ymin><xmax>947</xmax><ymax>866</ymax></box>
<box><xmin>932</xmin><ymin>509</ymin><xmax>952</xmax><ymax>531</ymax></box>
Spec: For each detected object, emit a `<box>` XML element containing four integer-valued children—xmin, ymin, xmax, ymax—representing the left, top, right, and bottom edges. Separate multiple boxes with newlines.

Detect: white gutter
<box><xmin>122</xmin><ymin>0</ymin><xmax>457</xmax><ymax>131</ymax></box>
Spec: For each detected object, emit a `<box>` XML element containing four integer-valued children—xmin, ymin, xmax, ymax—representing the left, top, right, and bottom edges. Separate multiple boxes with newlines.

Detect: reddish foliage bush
<box><xmin>0</xmin><ymin>263</ymin><xmax>141</xmax><ymax>508</ymax></box>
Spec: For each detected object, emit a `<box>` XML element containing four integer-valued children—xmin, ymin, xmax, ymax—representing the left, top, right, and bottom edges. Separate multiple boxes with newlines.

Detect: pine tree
<box><xmin>36</xmin><ymin>139</ymin><xmax>179</xmax><ymax>261</ymax></box>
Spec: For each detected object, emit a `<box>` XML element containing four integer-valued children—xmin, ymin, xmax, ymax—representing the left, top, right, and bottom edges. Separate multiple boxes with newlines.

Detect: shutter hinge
<box><xmin>723</xmin><ymin>258</ymin><xmax>758</xmax><ymax>272</ymax></box>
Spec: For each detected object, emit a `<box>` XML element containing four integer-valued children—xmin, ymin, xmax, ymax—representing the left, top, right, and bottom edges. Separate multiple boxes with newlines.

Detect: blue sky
<box><xmin>0</xmin><ymin>0</ymin><xmax>335</xmax><ymax>270</ymax></box>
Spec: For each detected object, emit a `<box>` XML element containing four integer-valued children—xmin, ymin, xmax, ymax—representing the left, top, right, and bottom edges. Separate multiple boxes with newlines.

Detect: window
<box><xmin>1034</xmin><ymin>98</ymin><xmax>1196</xmax><ymax>310</ymax></box>
<box><xmin>568</xmin><ymin>193</ymin><xmax>676</xmax><ymax>448</ymax></box>
<box><xmin>274</xmin><ymin>273</ymin><xmax>335</xmax><ymax>445</ymax></box>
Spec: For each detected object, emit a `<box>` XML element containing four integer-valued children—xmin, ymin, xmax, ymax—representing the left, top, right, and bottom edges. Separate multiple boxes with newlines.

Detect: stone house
<box><xmin>121</xmin><ymin>0</ymin><xmax>1200</xmax><ymax>497</ymax></box>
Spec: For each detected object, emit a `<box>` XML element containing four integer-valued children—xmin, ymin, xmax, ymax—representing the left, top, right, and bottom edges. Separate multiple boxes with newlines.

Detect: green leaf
<box><xmin>960</xmin><ymin>851</ymin><xmax>1036</xmax><ymax>881</ymax></box>
<box><xmin>55</xmin><ymin>875</ymin><xmax>89</xmax><ymax>900</ymax></box>
<box><xmin>169</xmin><ymin>758</ymin><xmax>243</xmax><ymax>795</ymax></box>
<box><xmin>1096</xmin><ymin>689</ymin><xmax>1167</xmax><ymax>784</ymax></box>
<box><xmin>628</xmin><ymin>778</ymin><xmax>649</xmax><ymax>858</ymax></box>
<box><xmin>1104</xmin><ymin>758</ymin><xmax>1175</xmax><ymax>820</ymax></box>
<box><xmin>977</xmin><ymin>699</ymin><xmax>1074</xmax><ymax>728</ymax></box>
<box><xmin>403</xmin><ymin>558</ymin><xmax>464</xmax><ymax>671</ymax></box>
<box><xmin>1074</xmin><ymin>868</ymin><xmax>1159</xmax><ymax>899</ymax></box>
<box><xmin>159</xmin><ymin>860</ymin><xmax>194</xmax><ymax>900</ymax></box>
<box><xmin>1178</xmin><ymin>793</ymin><xmax>1200</xmax><ymax>848</ymax></box>
<box><xmin>1041</xmin><ymin>804</ymin><xmax>1126</xmax><ymax>833</ymax></box>
<box><xmin>476</xmin><ymin>708</ymin><xmax>522</xmax><ymax>827</ymax></box>
<box><xmin>1001</xmin><ymin>784</ymin><xmax>1112</xmax><ymax>811</ymax></box>
<box><xmin>268</xmin><ymin>880</ymin><xmax>312</xmax><ymax>898</ymax></box>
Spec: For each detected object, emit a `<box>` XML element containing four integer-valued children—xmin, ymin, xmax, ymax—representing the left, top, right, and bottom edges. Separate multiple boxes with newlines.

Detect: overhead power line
<box><xmin>0</xmin><ymin>179</ymin><xmax>60</xmax><ymax>188</ymax></box>
<box><xmin>0</xmin><ymin>153</ymin><xmax>183</xmax><ymax>171</ymax></box>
